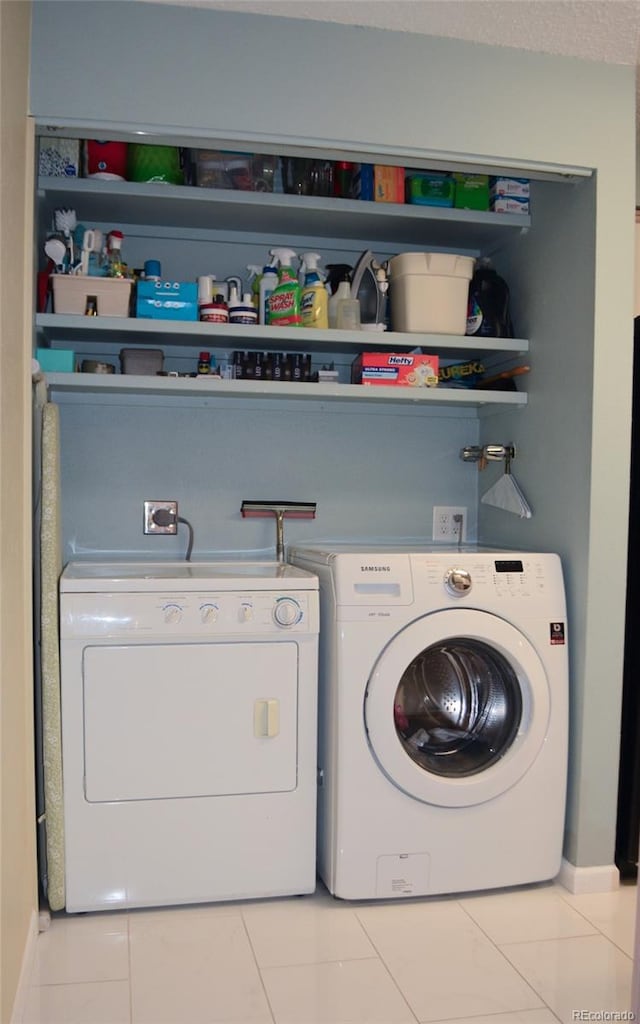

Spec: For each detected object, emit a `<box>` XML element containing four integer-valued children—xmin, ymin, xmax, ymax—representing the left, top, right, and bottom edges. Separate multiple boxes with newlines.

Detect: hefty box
<box><xmin>352</xmin><ymin>352</ymin><xmax>439</xmax><ymax>387</ymax></box>
<box><xmin>136</xmin><ymin>280</ymin><xmax>198</xmax><ymax>321</ymax></box>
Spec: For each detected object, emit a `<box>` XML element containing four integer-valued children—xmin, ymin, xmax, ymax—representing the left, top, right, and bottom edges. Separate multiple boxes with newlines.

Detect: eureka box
<box><xmin>352</xmin><ymin>352</ymin><xmax>439</xmax><ymax>387</ymax></box>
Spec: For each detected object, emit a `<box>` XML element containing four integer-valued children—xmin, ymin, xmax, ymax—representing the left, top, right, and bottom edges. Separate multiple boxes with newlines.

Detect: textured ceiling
<box><xmin>145</xmin><ymin>0</ymin><xmax>640</xmax><ymax>126</ymax></box>
<box><xmin>150</xmin><ymin>0</ymin><xmax>640</xmax><ymax>63</ymax></box>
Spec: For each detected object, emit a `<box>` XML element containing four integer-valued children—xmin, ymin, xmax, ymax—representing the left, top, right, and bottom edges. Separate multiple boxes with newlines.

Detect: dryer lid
<box><xmin>59</xmin><ymin>560</ymin><xmax>318</xmax><ymax>592</ymax></box>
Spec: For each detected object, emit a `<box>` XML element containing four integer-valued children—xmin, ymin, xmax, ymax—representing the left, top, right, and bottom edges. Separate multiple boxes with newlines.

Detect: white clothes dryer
<box><xmin>288</xmin><ymin>545</ymin><xmax>568</xmax><ymax>900</ymax></box>
<box><xmin>59</xmin><ymin>561</ymin><xmax>319</xmax><ymax>912</ymax></box>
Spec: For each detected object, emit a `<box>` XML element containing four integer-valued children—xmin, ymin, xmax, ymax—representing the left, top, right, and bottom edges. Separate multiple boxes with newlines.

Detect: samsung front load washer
<box><xmin>59</xmin><ymin>561</ymin><xmax>319</xmax><ymax>912</ymax></box>
<box><xmin>288</xmin><ymin>545</ymin><xmax>568</xmax><ymax>900</ymax></box>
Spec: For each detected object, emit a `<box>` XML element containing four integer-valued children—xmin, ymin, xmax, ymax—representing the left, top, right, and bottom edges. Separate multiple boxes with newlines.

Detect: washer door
<box><xmin>364</xmin><ymin>609</ymin><xmax>550</xmax><ymax>808</ymax></box>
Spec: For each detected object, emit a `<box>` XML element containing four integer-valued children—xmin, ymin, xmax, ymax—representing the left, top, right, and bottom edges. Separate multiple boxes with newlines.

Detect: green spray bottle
<box><xmin>267</xmin><ymin>248</ymin><xmax>301</xmax><ymax>326</ymax></box>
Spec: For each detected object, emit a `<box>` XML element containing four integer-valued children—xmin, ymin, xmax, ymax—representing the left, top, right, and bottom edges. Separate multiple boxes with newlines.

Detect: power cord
<box><xmin>151</xmin><ymin>508</ymin><xmax>195</xmax><ymax>562</ymax></box>
<box><xmin>178</xmin><ymin>516</ymin><xmax>194</xmax><ymax>562</ymax></box>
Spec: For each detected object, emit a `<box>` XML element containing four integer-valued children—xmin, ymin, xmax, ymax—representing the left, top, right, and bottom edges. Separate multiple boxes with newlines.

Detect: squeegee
<box><xmin>240</xmin><ymin>500</ymin><xmax>317</xmax><ymax>562</ymax></box>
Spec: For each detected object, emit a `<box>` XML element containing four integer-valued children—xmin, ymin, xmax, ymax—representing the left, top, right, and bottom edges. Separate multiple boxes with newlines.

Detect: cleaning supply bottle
<box><xmin>268</xmin><ymin>248</ymin><xmax>301</xmax><ymax>326</ymax></box>
<box><xmin>466</xmin><ymin>258</ymin><xmax>514</xmax><ymax>338</ymax></box>
<box><xmin>246</xmin><ymin>265</ymin><xmax>262</xmax><ymax>309</ymax></box>
<box><xmin>229</xmin><ymin>291</ymin><xmax>258</xmax><ymax>325</ymax></box>
<box><xmin>259</xmin><ymin>256</ymin><xmax>279</xmax><ymax>325</ymax></box>
<box><xmin>300</xmin><ymin>252</ymin><xmax>329</xmax><ymax>329</ymax></box>
<box><xmin>329</xmin><ymin>277</ymin><xmax>352</xmax><ymax>329</ymax></box>
<box><xmin>105</xmin><ymin>230</ymin><xmax>126</xmax><ymax>277</ymax></box>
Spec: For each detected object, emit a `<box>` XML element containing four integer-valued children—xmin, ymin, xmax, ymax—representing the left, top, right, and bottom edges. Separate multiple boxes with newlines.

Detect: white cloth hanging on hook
<box><xmin>481</xmin><ymin>471</ymin><xmax>532</xmax><ymax>518</ymax></box>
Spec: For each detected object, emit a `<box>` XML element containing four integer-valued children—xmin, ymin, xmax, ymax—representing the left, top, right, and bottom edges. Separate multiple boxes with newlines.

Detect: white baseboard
<box><xmin>557</xmin><ymin>858</ymin><xmax>620</xmax><ymax>894</ymax></box>
<box><xmin>10</xmin><ymin>909</ymin><xmax>39</xmax><ymax>1024</ymax></box>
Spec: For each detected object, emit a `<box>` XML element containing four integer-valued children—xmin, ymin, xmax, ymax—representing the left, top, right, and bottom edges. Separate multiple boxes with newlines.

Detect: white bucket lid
<box><xmin>389</xmin><ymin>252</ymin><xmax>475</xmax><ymax>279</ymax></box>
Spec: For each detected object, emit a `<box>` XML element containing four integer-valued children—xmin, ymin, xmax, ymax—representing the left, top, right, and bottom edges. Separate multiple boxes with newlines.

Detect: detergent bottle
<box><xmin>300</xmin><ymin>252</ymin><xmax>329</xmax><ymax>329</ymax></box>
<box><xmin>466</xmin><ymin>258</ymin><xmax>514</xmax><ymax>338</ymax></box>
<box><xmin>268</xmin><ymin>248</ymin><xmax>301</xmax><ymax>326</ymax></box>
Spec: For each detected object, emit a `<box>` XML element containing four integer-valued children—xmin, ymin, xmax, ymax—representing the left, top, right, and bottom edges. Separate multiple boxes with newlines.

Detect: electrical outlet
<box><xmin>433</xmin><ymin>506</ymin><xmax>467</xmax><ymax>542</ymax></box>
<box><xmin>143</xmin><ymin>500</ymin><xmax>178</xmax><ymax>535</ymax></box>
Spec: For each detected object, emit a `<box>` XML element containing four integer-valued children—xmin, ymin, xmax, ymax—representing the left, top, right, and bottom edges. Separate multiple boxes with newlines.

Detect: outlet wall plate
<box><xmin>144</xmin><ymin>500</ymin><xmax>178</xmax><ymax>535</ymax></box>
<box><xmin>433</xmin><ymin>505</ymin><xmax>467</xmax><ymax>542</ymax></box>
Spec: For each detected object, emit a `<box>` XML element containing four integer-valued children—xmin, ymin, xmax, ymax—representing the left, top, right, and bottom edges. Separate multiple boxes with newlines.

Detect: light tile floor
<box><xmin>20</xmin><ymin>879</ymin><xmax>637</xmax><ymax>1024</ymax></box>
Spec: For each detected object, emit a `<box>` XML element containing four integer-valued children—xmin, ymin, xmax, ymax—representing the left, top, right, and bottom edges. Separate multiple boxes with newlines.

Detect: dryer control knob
<box><xmin>239</xmin><ymin>602</ymin><xmax>253</xmax><ymax>622</ymax></box>
<box><xmin>200</xmin><ymin>603</ymin><xmax>219</xmax><ymax>624</ymax></box>
<box><xmin>273</xmin><ymin>597</ymin><xmax>302</xmax><ymax>627</ymax></box>
<box><xmin>163</xmin><ymin>603</ymin><xmax>183</xmax><ymax>624</ymax></box>
<box><xmin>444</xmin><ymin>568</ymin><xmax>472</xmax><ymax>596</ymax></box>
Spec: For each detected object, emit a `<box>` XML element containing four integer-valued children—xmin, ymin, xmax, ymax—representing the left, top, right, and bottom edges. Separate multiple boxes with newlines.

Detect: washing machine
<box><xmin>288</xmin><ymin>544</ymin><xmax>568</xmax><ymax>900</ymax></box>
<box><xmin>59</xmin><ymin>560</ymin><xmax>319</xmax><ymax>912</ymax></box>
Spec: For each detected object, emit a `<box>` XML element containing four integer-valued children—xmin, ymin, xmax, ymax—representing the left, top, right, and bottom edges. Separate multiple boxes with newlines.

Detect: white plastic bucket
<box><xmin>388</xmin><ymin>252</ymin><xmax>475</xmax><ymax>335</ymax></box>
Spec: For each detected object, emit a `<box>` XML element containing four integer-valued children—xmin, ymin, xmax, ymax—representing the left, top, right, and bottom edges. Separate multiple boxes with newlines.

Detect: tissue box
<box><xmin>36</xmin><ymin>348</ymin><xmax>76</xmax><ymax>372</ymax></box>
<box><xmin>352</xmin><ymin>352</ymin><xmax>439</xmax><ymax>387</ymax></box>
<box><xmin>490</xmin><ymin>195</ymin><xmax>530</xmax><ymax>215</ymax></box>
<box><xmin>38</xmin><ymin>138</ymin><xmax>80</xmax><ymax>178</ymax></box>
<box><xmin>136</xmin><ymin>280</ymin><xmax>198</xmax><ymax>321</ymax></box>
<box><xmin>374</xmin><ymin>166</ymin><xmax>405</xmax><ymax>203</ymax></box>
<box><xmin>489</xmin><ymin>177</ymin><xmax>530</xmax><ymax>198</ymax></box>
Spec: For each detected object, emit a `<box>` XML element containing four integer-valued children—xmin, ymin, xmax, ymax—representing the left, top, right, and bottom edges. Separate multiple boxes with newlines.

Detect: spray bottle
<box><xmin>246</xmin><ymin>265</ymin><xmax>262</xmax><ymax>309</ymax></box>
<box><xmin>258</xmin><ymin>255</ymin><xmax>279</xmax><ymax>325</ymax></box>
<box><xmin>268</xmin><ymin>248</ymin><xmax>301</xmax><ymax>326</ymax></box>
<box><xmin>300</xmin><ymin>252</ymin><xmax>329</xmax><ymax>329</ymax></box>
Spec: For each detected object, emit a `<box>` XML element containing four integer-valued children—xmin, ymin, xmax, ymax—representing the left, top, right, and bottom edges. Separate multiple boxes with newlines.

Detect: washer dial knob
<box><xmin>273</xmin><ymin>597</ymin><xmax>302</xmax><ymax>627</ymax></box>
<box><xmin>444</xmin><ymin>568</ymin><xmax>472</xmax><ymax>597</ymax></box>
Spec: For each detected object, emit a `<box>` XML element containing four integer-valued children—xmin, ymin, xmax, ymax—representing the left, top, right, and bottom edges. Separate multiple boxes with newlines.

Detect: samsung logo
<box><xmin>361</xmin><ymin>565</ymin><xmax>392</xmax><ymax>573</ymax></box>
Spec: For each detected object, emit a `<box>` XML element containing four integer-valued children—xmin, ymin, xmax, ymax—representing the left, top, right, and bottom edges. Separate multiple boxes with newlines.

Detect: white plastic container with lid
<box><xmin>388</xmin><ymin>252</ymin><xmax>475</xmax><ymax>335</ymax></box>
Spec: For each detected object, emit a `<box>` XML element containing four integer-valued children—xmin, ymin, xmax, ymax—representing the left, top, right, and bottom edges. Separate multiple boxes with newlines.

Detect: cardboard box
<box><xmin>136</xmin><ymin>280</ymin><xmax>198</xmax><ymax>321</ymax></box>
<box><xmin>491</xmin><ymin>196</ymin><xmax>530</xmax><ymax>215</ymax></box>
<box><xmin>453</xmin><ymin>173</ymin><xmax>490</xmax><ymax>211</ymax></box>
<box><xmin>489</xmin><ymin>176</ymin><xmax>530</xmax><ymax>198</ymax></box>
<box><xmin>352</xmin><ymin>352</ymin><xmax>439</xmax><ymax>387</ymax></box>
<box><xmin>374</xmin><ymin>165</ymin><xmax>405</xmax><ymax>203</ymax></box>
<box><xmin>352</xmin><ymin>163</ymin><xmax>374</xmax><ymax>201</ymax></box>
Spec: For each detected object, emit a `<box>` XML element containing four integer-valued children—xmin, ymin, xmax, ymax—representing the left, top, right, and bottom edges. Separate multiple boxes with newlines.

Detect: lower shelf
<box><xmin>43</xmin><ymin>372</ymin><xmax>527</xmax><ymax>409</ymax></box>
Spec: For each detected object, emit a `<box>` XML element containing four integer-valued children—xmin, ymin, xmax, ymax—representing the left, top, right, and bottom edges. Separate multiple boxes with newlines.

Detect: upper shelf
<box><xmin>37</xmin><ymin>178</ymin><xmax>531</xmax><ymax>249</ymax></box>
<box><xmin>35</xmin><ymin>314</ymin><xmax>530</xmax><ymax>358</ymax></box>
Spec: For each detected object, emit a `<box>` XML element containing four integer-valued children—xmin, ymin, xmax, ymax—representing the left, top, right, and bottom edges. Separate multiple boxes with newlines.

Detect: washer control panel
<box><xmin>61</xmin><ymin>590</ymin><xmax>317</xmax><ymax>638</ymax></box>
<box><xmin>425</xmin><ymin>555</ymin><xmax>552</xmax><ymax>600</ymax></box>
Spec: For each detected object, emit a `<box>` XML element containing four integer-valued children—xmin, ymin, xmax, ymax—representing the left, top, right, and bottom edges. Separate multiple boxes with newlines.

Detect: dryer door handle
<box><xmin>254</xmin><ymin>699</ymin><xmax>280</xmax><ymax>738</ymax></box>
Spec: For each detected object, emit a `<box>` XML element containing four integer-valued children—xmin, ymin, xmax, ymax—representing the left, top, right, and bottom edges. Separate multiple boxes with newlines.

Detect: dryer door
<box><xmin>364</xmin><ymin>609</ymin><xmax>550</xmax><ymax>808</ymax></box>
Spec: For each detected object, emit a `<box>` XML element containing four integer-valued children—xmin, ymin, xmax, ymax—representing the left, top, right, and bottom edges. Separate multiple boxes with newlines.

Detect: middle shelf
<box><xmin>36</xmin><ymin>314</ymin><xmax>530</xmax><ymax>359</ymax></box>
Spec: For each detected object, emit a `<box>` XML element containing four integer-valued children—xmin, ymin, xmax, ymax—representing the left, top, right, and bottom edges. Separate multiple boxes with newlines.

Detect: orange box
<box><xmin>352</xmin><ymin>352</ymin><xmax>439</xmax><ymax>387</ymax></box>
<box><xmin>374</xmin><ymin>165</ymin><xmax>405</xmax><ymax>203</ymax></box>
